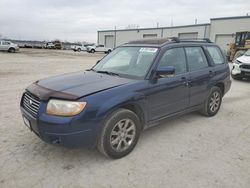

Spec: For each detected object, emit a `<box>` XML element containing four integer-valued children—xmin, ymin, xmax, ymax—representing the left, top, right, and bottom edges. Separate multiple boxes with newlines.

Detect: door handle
<box><xmin>181</xmin><ymin>77</ymin><xmax>190</xmax><ymax>86</ymax></box>
<box><xmin>209</xmin><ymin>70</ymin><xmax>215</xmax><ymax>77</ymax></box>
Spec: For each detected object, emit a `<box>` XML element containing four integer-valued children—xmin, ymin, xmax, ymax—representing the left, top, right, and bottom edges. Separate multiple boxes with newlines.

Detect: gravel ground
<box><xmin>0</xmin><ymin>49</ymin><xmax>249</xmax><ymax>188</ymax></box>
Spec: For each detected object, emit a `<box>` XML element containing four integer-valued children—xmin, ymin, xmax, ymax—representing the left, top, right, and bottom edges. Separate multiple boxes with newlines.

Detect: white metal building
<box><xmin>97</xmin><ymin>16</ymin><xmax>250</xmax><ymax>50</ymax></box>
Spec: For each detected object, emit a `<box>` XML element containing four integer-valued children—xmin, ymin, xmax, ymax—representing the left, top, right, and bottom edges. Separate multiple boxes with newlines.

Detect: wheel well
<box><xmin>120</xmin><ymin>104</ymin><xmax>145</xmax><ymax>128</ymax></box>
<box><xmin>215</xmin><ymin>83</ymin><xmax>225</xmax><ymax>96</ymax></box>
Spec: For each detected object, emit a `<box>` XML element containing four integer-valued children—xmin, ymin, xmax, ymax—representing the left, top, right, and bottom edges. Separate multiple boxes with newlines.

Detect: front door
<box><xmin>146</xmin><ymin>47</ymin><xmax>190</xmax><ymax>121</ymax></box>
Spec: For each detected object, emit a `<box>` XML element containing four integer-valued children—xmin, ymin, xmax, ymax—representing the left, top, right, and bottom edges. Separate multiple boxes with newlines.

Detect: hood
<box><xmin>27</xmin><ymin>71</ymin><xmax>132</xmax><ymax>101</ymax></box>
<box><xmin>237</xmin><ymin>55</ymin><xmax>250</xmax><ymax>64</ymax></box>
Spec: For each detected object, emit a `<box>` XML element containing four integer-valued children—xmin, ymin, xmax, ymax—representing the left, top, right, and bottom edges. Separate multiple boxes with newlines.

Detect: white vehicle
<box><xmin>231</xmin><ymin>49</ymin><xmax>250</xmax><ymax>80</ymax></box>
<box><xmin>71</xmin><ymin>44</ymin><xmax>87</xmax><ymax>52</ymax></box>
<box><xmin>44</xmin><ymin>42</ymin><xmax>55</xmax><ymax>49</ymax></box>
<box><xmin>0</xmin><ymin>40</ymin><xmax>19</xmax><ymax>53</ymax></box>
<box><xmin>87</xmin><ymin>44</ymin><xmax>112</xmax><ymax>54</ymax></box>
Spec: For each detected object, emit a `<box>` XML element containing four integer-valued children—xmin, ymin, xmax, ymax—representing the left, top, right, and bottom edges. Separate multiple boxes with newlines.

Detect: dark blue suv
<box><xmin>20</xmin><ymin>38</ymin><xmax>231</xmax><ymax>158</ymax></box>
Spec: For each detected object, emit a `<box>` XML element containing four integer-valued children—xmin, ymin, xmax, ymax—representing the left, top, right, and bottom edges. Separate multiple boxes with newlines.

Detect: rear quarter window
<box><xmin>206</xmin><ymin>46</ymin><xmax>225</xmax><ymax>65</ymax></box>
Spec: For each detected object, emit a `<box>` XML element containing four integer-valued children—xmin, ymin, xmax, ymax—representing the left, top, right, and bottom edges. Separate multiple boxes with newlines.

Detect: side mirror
<box><xmin>156</xmin><ymin>66</ymin><xmax>175</xmax><ymax>78</ymax></box>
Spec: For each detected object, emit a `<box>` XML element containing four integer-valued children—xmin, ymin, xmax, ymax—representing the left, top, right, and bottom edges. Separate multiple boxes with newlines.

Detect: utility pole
<box><xmin>114</xmin><ymin>26</ymin><xmax>116</xmax><ymax>48</ymax></box>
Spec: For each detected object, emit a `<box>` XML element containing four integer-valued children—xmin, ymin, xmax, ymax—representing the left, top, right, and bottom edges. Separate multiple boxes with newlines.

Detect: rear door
<box><xmin>185</xmin><ymin>46</ymin><xmax>212</xmax><ymax>107</ymax></box>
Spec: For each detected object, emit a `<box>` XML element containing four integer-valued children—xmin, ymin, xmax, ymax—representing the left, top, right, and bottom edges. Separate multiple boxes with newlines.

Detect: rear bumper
<box><xmin>20</xmin><ymin>107</ymin><xmax>99</xmax><ymax>148</ymax></box>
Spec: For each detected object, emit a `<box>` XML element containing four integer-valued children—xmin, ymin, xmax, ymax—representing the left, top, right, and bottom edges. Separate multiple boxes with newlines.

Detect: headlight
<box><xmin>46</xmin><ymin>99</ymin><xmax>86</xmax><ymax>116</ymax></box>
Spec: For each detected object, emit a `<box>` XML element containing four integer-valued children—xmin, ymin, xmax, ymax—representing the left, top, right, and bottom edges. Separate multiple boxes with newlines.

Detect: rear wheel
<box><xmin>200</xmin><ymin>86</ymin><xmax>222</xmax><ymax>117</ymax></box>
<box><xmin>107</xmin><ymin>49</ymin><xmax>111</xmax><ymax>54</ymax></box>
<box><xmin>98</xmin><ymin>109</ymin><xmax>141</xmax><ymax>159</ymax></box>
<box><xmin>77</xmin><ymin>48</ymin><xmax>81</xmax><ymax>52</ymax></box>
<box><xmin>91</xmin><ymin>49</ymin><xmax>95</xmax><ymax>53</ymax></box>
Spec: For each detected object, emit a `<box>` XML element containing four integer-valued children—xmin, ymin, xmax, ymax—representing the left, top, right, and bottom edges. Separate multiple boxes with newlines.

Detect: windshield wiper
<box><xmin>95</xmin><ymin>70</ymin><xmax>120</xmax><ymax>76</ymax></box>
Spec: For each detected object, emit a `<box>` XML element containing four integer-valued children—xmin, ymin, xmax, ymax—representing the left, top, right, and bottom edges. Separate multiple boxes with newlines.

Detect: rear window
<box><xmin>206</xmin><ymin>46</ymin><xmax>225</xmax><ymax>65</ymax></box>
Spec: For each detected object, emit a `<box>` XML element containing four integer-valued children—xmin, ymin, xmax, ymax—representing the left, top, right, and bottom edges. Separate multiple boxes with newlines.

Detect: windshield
<box><xmin>93</xmin><ymin>47</ymin><xmax>158</xmax><ymax>79</ymax></box>
<box><xmin>244</xmin><ymin>49</ymin><xmax>250</xmax><ymax>56</ymax></box>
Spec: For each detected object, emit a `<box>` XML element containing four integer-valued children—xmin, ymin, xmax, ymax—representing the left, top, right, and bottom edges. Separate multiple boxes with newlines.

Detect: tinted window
<box><xmin>185</xmin><ymin>47</ymin><xmax>208</xmax><ymax>71</ymax></box>
<box><xmin>157</xmin><ymin>48</ymin><xmax>187</xmax><ymax>75</ymax></box>
<box><xmin>206</xmin><ymin>46</ymin><xmax>224</xmax><ymax>65</ymax></box>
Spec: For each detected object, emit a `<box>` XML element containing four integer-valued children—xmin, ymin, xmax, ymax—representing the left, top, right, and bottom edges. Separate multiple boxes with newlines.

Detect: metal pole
<box><xmin>114</xmin><ymin>26</ymin><xmax>116</xmax><ymax>48</ymax></box>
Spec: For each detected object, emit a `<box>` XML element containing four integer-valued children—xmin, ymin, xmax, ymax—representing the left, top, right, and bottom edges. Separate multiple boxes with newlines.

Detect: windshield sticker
<box><xmin>139</xmin><ymin>48</ymin><xmax>158</xmax><ymax>53</ymax></box>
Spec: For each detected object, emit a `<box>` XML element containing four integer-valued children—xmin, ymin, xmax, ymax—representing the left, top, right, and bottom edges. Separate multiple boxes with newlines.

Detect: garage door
<box><xmin>215</xmin><ymin>34</ymin><xmax>234</xmax><ymax>51</ymax></box>
<box><xmin>178</xmin><ymin>32</ymin><xmax>198</xmax><ymax>39</ymax></box>
<box><xmin>105</xmin><ymin>35</ymin><xmax>114</xmax><ymax>48</ymax></box>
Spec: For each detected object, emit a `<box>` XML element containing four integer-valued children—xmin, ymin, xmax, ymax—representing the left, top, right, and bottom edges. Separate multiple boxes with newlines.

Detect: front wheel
<box><xmin>200</xmin><ymin>86</ymin><xmax>222</xmax><ymax>117</ymax></box>
<box><xmin>91</xmin><ymin>49</ymin><xmax>95</xmax><ymax>53</ymax></box>
<box><xmin>8</xmin><ymin>48</ymin><xmax>15</xmax><ymax>53</ymax></box>
<box><xmin>98</xmin><ymin>109</ymin><xmax>141</xmax><ymax>159</ymax></box>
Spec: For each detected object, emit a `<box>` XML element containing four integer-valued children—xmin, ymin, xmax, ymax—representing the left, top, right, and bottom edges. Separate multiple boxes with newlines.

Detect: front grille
<box><xmin>241</xmin><ymin>64</ymin><xmax>250</xmax><ymax>69</ymax></box>
<box><xmin>22</xmin><ymin>92</ymin><xmax>40</xmax><ymax>116</ymax></box>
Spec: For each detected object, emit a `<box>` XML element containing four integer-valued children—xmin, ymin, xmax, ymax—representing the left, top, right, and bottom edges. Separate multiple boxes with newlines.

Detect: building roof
<box><xmin>98</xmin><ymin>23</ymin><xmax>210</xmax><ymax>33</ymax></box>
<box><xmin>210</xmin><ymin>15</ymin><xmax>250</xmax><ymax>21</ymax></box>
<box><xmin>98</xmin><ymin>15</ymin><xmax>250</xmax><ymax>33</ymax></box>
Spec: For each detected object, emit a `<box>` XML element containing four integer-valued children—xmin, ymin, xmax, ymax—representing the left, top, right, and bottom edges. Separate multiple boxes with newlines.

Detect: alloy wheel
<box><xmin>209</xmin><ymin>91</ymin><xmax>221</xmax><ymax>113</ymax></box>
<box><xmin>110</xmin><ymin>118</ymin><xmax>136</xmax><ymax>152</ymax></box>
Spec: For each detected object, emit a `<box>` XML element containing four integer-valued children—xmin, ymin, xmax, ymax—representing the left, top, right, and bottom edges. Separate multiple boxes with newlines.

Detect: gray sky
<box><xmin>0</xmin><ymin>0</ymin><xmax>249</xmax><ymax>43</ymax></box>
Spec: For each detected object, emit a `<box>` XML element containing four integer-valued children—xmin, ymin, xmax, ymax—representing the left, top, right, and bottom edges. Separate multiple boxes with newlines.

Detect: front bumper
<box><xmin>231</xmin><ymin>63</ymin><xmax>250</xmax><ymax>77</ymax></box>
<box><xmin>20</xmin><ymin>106</ymin><xmax>99</xmax><ymax>148</ymax></box>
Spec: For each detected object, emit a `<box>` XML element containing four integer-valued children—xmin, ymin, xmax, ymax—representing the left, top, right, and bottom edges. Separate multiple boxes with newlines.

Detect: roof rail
<box><xmin>178</xmin><ymin>38</ymin><xmax>212</xmax><ymax>43</ymax></box>
<box><xmin>168</xmin><ymin>37</ymin><xmax>180</xmax><ymax>43</ymax></box>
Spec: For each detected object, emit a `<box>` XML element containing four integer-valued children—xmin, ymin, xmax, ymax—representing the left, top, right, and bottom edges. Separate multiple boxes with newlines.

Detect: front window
<box><xmin>157</xmin><ymin>48</ymin><xmax>187</xmax><ymax>75</ymax></box>
<box><xmin>93</xmin><ymin>47</ymin><xmax>158</xmax><ymax>79</ymax></box>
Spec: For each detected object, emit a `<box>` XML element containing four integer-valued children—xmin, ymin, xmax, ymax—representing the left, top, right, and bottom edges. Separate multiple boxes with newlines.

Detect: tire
<box><xmin>8</xmin><ymin>48</ymin><xmax>15</xmax><ymax>53</ymax></box>
<box><xmin>77</xmin><ymin>48</ymin><xmax>81</xmax><ymax>52</ymax></box>
<box><xmin>91</xmin><ymin>49</ymin><xmax>95</xmax><ymax>53</ymax></box>
<box><xmin>107</xmin><ymin>49</ymin><xmax>111</xmax><ymax>54</ymax></box>
<box><xmin>98</xmin><ymin>109</ymin><xmax>141</xmax><ymax>159</ymax></box>
<box><xmin>200</xmin><ymin>86</ymin><xmax>222</xmax><ymax>117</ymax></box>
